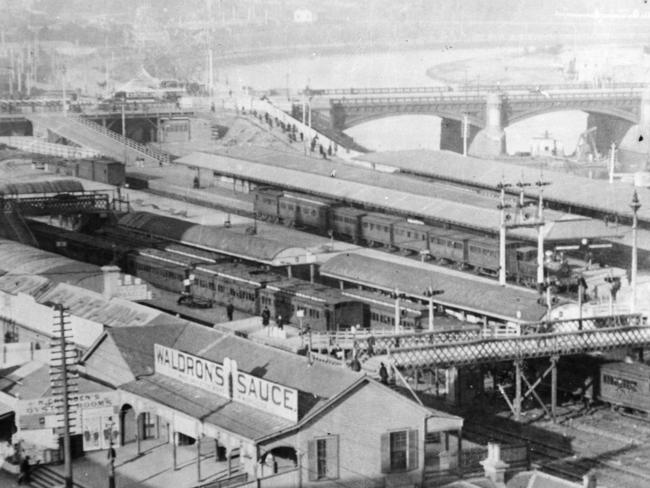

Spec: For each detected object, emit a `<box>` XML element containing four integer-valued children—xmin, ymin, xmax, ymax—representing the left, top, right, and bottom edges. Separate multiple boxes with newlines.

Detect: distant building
<box><xmin>293</xmin><ymin>9</ymin><xmax>316</xmax><ymax>23</ymax></box>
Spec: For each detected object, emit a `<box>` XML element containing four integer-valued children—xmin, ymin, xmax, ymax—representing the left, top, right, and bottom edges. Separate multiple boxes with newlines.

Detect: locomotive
<box><xmin>254</xmin><ymin>188</ymin><xmax>576</xmax><ymax>289</ymax></box>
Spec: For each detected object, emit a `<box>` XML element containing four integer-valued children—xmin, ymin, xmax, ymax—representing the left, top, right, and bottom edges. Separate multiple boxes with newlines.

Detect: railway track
<box><xmin>464</xmin><ymin>416</ymin><xmax>650</xmax><ymax>487</ymax></box>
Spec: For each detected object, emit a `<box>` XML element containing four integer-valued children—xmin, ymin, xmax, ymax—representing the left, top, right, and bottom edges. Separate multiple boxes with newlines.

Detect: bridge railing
<box><xmin>0</xmin><ymin>194</ymin><xmax>111</xmax><ymax>214</ymax></box>
<box><xmin>308</xmin><ymin>82</ymin><xmax>647</xmax><ymax>98</ymax></box>
<box><xmin>330</xmin><ymin>89</ymin><xmax>643</xmax><ymax>106</ymax></box>
<box><xmin>66</xmin><ymin>114</ymin><xmax>171</xmax><ymax>164</ymax></box>
<box><xmin>390</xmin><ymin>322</ymin><xmax>650</xmax><ymax>368</ymax></box>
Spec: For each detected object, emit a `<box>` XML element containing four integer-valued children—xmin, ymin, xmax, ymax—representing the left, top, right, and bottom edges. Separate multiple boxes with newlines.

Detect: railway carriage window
<box><xmin>384</xmin><ymin>226</ymin><xmax>389</xmax><ymax>232</ymax></box>
<box><xmin>218</xmin><ymin>285</ymin><xmax>224</xmax><ymax>293</ymax></box>
<box><xmin>407</xmin><ymin>231</ymin><xmax>411</xmax><ymax>238</ymax></box>
<box><xmin>370</xmin><ymin>224</ymin><xmax>375</xmax><ymax>230</ymax></box>
<box><xmin>230</xmin><ymin>288</ymin><xmax>236</xmax><ymax>296</ymax></box>
<box><xmin>209</xmin><ymin>282</ymin><xmax>215</xmax><ymax>291</ymax></box>
<box><xmin>371</xmin><ymin>312</ymin><xmax>379</xmax><ymax>321</ymax></box>
<box><xmin>312</xmin><ymin>209</ymin><xmax>317</xmax><ymax>216</ymax></box>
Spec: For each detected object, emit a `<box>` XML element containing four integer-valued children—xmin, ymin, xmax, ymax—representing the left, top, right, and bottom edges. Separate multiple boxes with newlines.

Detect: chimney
<box><xmin>480</xmin><ymin>443</ymin><xmax>509</xmax><ymax>487</ymax></box>
<box><xmin>101</xmin><ymin>265</ymin><xmax>121</xmax><ymax>299</ymax></box>
<box><xmin>582</xmin><ymin>471</ymin><xmax>597</xmax><ymax>488</ymax></box>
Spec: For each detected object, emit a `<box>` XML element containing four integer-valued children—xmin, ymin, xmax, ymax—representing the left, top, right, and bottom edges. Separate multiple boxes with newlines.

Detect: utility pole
<box><xmin>535</xmin><ymin>177</ymin><xmax>550</xmax><ymax>287</ymax></box>
<box><xmin>497</xmin><ymin>182</ymin><xmax>512</xmax><ymax>285</ymax></box>
<box><xmin>630</xmin><ymin>191</ymin><xmax>641</xmax><ymax>313</ymax></box>
<box><xmin>50</xmin><ymin>305</ymin><xmax>77</xmax><ymax>488</ymax></box>
<box><xmin>424</xmin><ymin>286</ymin><xmax>444</xmax><ymax>332</ymax></box>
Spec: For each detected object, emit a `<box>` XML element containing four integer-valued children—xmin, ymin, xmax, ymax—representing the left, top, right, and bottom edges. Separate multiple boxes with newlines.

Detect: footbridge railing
<box><xmin>0</xmin><ymin>194</ymin><xmax>111</xmax><ymax>215</ymax></box>
<box><xmin>388</xmin><ymin>320</ymin><xmax>649</xmax><ymax>368</ymax></box>
<box><xmin>67</xmin><ymin>114</ymin><xmax>171</xmax><ymax>165</ymax></box>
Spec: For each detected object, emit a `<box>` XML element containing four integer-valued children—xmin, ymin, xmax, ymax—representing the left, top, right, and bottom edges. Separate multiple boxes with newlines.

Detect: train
<box><xmin>126</xmin><ymin>247</ymin><xmax>433</xmax><ymax>333</ymax></box>
<box><xmin>599</xmin><ymin>361</ymin><xmax>650</xmax><ymax>415</ymax></box>
<box><xmin>254</xmin><ymin>188</ymin><xmax>577</xmax><ymax>289</ymax></box>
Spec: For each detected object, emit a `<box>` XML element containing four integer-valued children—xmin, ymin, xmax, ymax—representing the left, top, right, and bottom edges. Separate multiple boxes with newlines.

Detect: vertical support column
<box><xmin>550</xmin><ymin>355</ymin><xmax>558</xmax><ymax>423</ymax></box>
<box><xmin>456</xmin><ymin>429</ymin><xmax>463</xmax><ymax>478</ymax></box>
<box><xmin>309</xmin><ymin>263</ymin><xmax>315</xmax><ymax>283</ymax></box>
<box><xmin>197</xmin><ymin>435</ymin><xmax>202</xmax><ymax>481</ymax></box>
<box><xmin>630</xmin><ymin>191</ymin><xmax>641</xmax><ymax>313</ymax></box>
<box><xmin>514</xmin><ymin>360</ymin><xmax>522</xmax><ymax>422</ymax></box>
<box><xmin>228</xmin><ymin>452</ymin><xmax>232</xmax><ymax>477</ymax></box>
<box><xmin>172</xmin><ymin>431</ymin><xmax>178</xmax><ymax>471</ymax></box>
<box><xmin>287</xmin><ymin>265</ymin><xmax>292</xmax><ymax>278</ymax></box>
<box><xmin>136</xmin><ymin>413</ymin><xmax>141</xmax><ymax>455</ymax></box>
<box><xmin>428</xmin><ymin>297</ymin><xmax>434</xmax><ymax>332</ymax></box>
<box><xmin>394</xmin><ymin>292</ymin><xmax>400</xmax><ymax>333</ymax></box>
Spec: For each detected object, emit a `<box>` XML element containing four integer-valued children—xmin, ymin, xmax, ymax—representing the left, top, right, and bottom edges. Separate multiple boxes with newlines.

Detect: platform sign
<box><xmin>154</xmin><ymin>344</ymin><xmax>298</xmax><ymax>422</ymax></box>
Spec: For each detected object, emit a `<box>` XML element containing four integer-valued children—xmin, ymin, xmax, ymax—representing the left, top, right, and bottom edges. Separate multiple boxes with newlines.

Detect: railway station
<box><xmin>3</xmin><ymin>4</ymin><xmax>650</xmax><ymax>486</ymax></box>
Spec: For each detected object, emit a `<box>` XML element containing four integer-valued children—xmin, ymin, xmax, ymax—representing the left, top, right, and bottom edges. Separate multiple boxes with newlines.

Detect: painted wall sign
<box><xmin>154</xmin><ymin>344</ymin><xmax>298</xmax><ymax>422</ymax></box>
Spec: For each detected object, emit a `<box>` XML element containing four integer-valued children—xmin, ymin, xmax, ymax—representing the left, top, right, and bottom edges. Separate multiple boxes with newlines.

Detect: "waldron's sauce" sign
<box><xmin>154</xmin><ymin>344</ymin><xmax>298</xmax><ymax>422</ymax></box>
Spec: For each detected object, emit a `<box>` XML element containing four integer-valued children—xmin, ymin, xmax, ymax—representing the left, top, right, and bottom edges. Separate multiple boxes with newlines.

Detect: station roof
<box><xmin>176</xmin><ymin>152</ymin><xmax>512</xmax><ymax>235</ymax></box>
<box><xmin>319</xmin><ymin>253</ymin><xmax>546</xmax><ymax>323</ymax></box>
<box><xmin>357</xmin><ymin>150</ymin><xmax>650</xmax><ymax>223</ymax></box>
<box><xmin>176</xmin><ymin>152</ymin><xmax>619</xmax><ymax>242</ymax></box>
<box><xmin>119</xmin><ymin>212</ymin><xmax>313</xmax><ymax>266</ymax></box>
<box><xmin>0</xmin><ymin>238</ymin><xmax>102</xmax><ymax>287</ymax></box>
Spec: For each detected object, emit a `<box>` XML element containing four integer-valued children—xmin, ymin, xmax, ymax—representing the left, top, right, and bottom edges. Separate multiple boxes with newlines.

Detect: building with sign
<box><xmin>0</xmin><ymin>361</ymin><xmax>118</xmax><ymax>464</ymax></box>
<box><xmin>80</xmin><ymin>322</ymin><xmax>464</xmax><ymax>487</ymax></box>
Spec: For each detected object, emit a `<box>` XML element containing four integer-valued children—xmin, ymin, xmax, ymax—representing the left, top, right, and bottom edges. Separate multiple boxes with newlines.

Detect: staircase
<box><xmin>28</xmin><ymin>465</ymin><xmax>87</xmax><ymax>488</ymax></box>
<box><xmin>0</xmin><ymin>212</ymin><xmax>38</xmax><ymax>246</ymax></box>
<box><xmin>25</xmin><ymin>113</ymin><xmax>171</xmax><ymax>166</ymax></box>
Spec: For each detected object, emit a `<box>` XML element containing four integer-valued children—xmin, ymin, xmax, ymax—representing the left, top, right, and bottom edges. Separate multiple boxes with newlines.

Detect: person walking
<box><xmin>366</xmin><ymin>334</ymin><xmax>376</xmax><ymax>357</ymax></box>
<box><xmin>276</xmin><ymin>314</ymin><xmax>284</xmax><ymax>329</ymax></box>
<box><xmin>379</xmin><ymin>363</ymin><xmax>389</xmax><ymax>385</ymax></box>
<box><xmin>17</xmin><ymin>456</ymin><xmax>30</xmax><ymax>485</ymax></box>
<box><xmin>226</xmin><ymin>302</ymin><xmax>234</xmax><ymax>321</ymax></box>
<box><xmin>261</xmin><ymin>306</ymin><xmax>270</xmax><ymax>326</ymax></box>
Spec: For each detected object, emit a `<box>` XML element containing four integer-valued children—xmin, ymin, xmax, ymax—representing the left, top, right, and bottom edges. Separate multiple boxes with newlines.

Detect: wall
<box><xmin>262</xmin><ymin>381</ymin><xmax>431</xmax><ymax>488</ymax></box>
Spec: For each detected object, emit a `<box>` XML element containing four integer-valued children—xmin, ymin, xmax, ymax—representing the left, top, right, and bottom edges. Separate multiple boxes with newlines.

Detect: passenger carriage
<box><xmin>331</xmin><ymin>207</ymin><xmax>367</xmax><ymax>242</ymax></box>
<box><xmin>360</xmin><ymin>213</ymin><xmax>402</xmax><ymax>248</ymax></box>
<box><xmin>254</xmin><ymin>188</ymin><xmax>282</xmax><ymax>222</ymax></box>
<box><xmin>428</xmin><ymin>230</ymin><xmax>470</xmax><ymax>265</ymax></box>
<box><xmin>259</xmin><ymin>278</ymin><xmax>365</xmax><ymax>332</ymax></box>
<box><xmin>278</xmin><ymin>192</ymin><xmax>331</xmax><ymax>230</ymax></box>
<box><xmin>599</xmin><ymin>362</ymin><xmax>650</xmax><ymax>414</ymax></box>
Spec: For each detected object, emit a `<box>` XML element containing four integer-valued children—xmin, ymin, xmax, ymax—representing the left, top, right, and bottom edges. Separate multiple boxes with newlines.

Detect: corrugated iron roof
<box><xmin>120</xmin><ymin>374</ymin><xmax>294</xmax><ymax>440</ymax></box>
<box><xmin>0</xmin><ymin>178</ymin><xmax>84</xmax><ymax>196</ymax></box>
<box><xmin>357</xmin><ymin>150</ymin><xmax>650</xmax><ymax>222</ymax></box>
<box><xmin>320</xmin><ymin>253</ymin><xmax>546</xmax><ymax>322</ymax></box>
<box><xmin>37</xmin><ymin>283</ymin><xmax>164</xmax><ymax>328</ymax></box>
<box><xmin>118</xmin><ymin>211</ymin><xmax>309</xmax><ymax>265</ymax></box>
<box><xmin>176</xmin><ymin>152</ymin><xmax>507</xmax><ymax>234</ymax></box>
<box><xmin>0</xmin><ymin>239</ymin><xmax>101</xmax><ymax>287</ymax></box>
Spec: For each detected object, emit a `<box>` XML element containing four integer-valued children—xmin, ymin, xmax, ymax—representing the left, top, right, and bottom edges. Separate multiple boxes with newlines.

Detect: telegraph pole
<box><xmin>497</xmin><ymin>182</ymin><xmax>512</xmax><ymax>285</ymax></box>
<box><xmin>536</xmin><ymin>177</ymin><xmax>551</xmax><ymax>287</ymax></box>
<box><xmin>630</xmin><ymin>191</ymin><xmax>641</xmax><ymax>313</ymax></box>
<box><xmin>51</xmin><ymin>305</ymin><xmax>77</xmax><ymax>488</ymax></box>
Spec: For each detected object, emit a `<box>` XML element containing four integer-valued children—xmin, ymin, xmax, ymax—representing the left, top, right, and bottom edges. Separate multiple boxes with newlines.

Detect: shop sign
<box><xmin>154</xmin><ymin>344</ymin><xmax>298</xmax><ymax>422</ymax></box>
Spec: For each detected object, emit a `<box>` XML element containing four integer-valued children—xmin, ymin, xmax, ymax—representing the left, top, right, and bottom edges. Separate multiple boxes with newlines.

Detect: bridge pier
<box><xmin>618</xmin><ymin>88</ymin><xmax>650</xmax><ymax>172</ymax></box>
<box><xmin>439</xmin><ymin>118</ymin><xmax>479</xmax><ymax>154</ymax></box>
<box><xmin>586</xmin><ymin>112</ymin><xmax>633</xmax><ymax>158</ymax></box>
<box><xmin>469</xmin><ymin>92</ymin><xmax>505</xmax><ymax>157</ymax></box>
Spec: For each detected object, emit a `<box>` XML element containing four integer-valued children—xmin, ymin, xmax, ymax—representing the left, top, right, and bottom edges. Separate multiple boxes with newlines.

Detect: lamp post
<box><xmin>424</xmin><ymin>286</ymin><xmax>444</xmax><ymax>332</ymax></box>
<box><xmin>535</xmin><ymin>177</ymin><xmax>550</xmax><ymax>287</ymax></box>
<box><xmin>630</xmin><ymin>190</ymin><xmax>641</xmax><ymax>313</ymax></box>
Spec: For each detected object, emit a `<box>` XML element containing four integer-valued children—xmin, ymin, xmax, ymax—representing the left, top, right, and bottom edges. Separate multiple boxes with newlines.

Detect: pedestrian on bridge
<box><xmin>226</xmin><ymin>302</ymin><xmax>234</xmax><ymax>321</ymax></box>
<box><xmin>379</xmin><ymin>363</ymin><xmax>389</xmax><ymax>385</ymax></box>
<box><xmin>261</xmin><ymin>306</ymin><xmax>270</xmax><ymax>326</ymax></box>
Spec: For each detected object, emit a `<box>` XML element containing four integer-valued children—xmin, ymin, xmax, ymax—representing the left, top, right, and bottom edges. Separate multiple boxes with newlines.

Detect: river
<box><xmin>218</xmin><ymin>45</ymin><xmax>642</xmax><ymax>155</ymax></box>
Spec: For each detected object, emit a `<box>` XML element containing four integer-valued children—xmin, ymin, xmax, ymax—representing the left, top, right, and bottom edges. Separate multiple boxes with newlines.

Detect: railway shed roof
<box><xmin>0</xmin><ymin>238</ymin><xmax>102</xmax><ymax>287</ymax></box>
<box><xmin>118</xmin><ymin>211</ymin><xmax>314</xmax><ymax>266</ymax></box>
<box><xmin>0</xmin><ymin>178</ymin><xmax>84</xmax><ymax>195</ymax></box>
<box><xmin>357</xmin><ymin>150</ymin><xmax>650</xmax><ymax>223</ymax></box>
<box><xmin>177</xmin><ymin>152</ymin><xmax>620</xmax><ymax>243</ymax></box>
<box><xmin>319</xmin><ymin>253</ymin><xmax>546</xmax><ymax>323</ymax></box>
<box><xmin>177</xmin><ymin>152</ymin><xmax>515</xmax><ymax>236</ymax></box>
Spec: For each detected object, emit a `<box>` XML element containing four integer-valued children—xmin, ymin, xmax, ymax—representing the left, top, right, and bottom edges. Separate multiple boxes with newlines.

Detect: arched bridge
<box><xmin>327</xmin><ymin>86</ymin><xmax>644</xmax><ymax>130</ymax></box>
<box><xmin>301</xmin><ymin>83</ymin><xmax>650</xmax><ymax>156</ymax></box>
